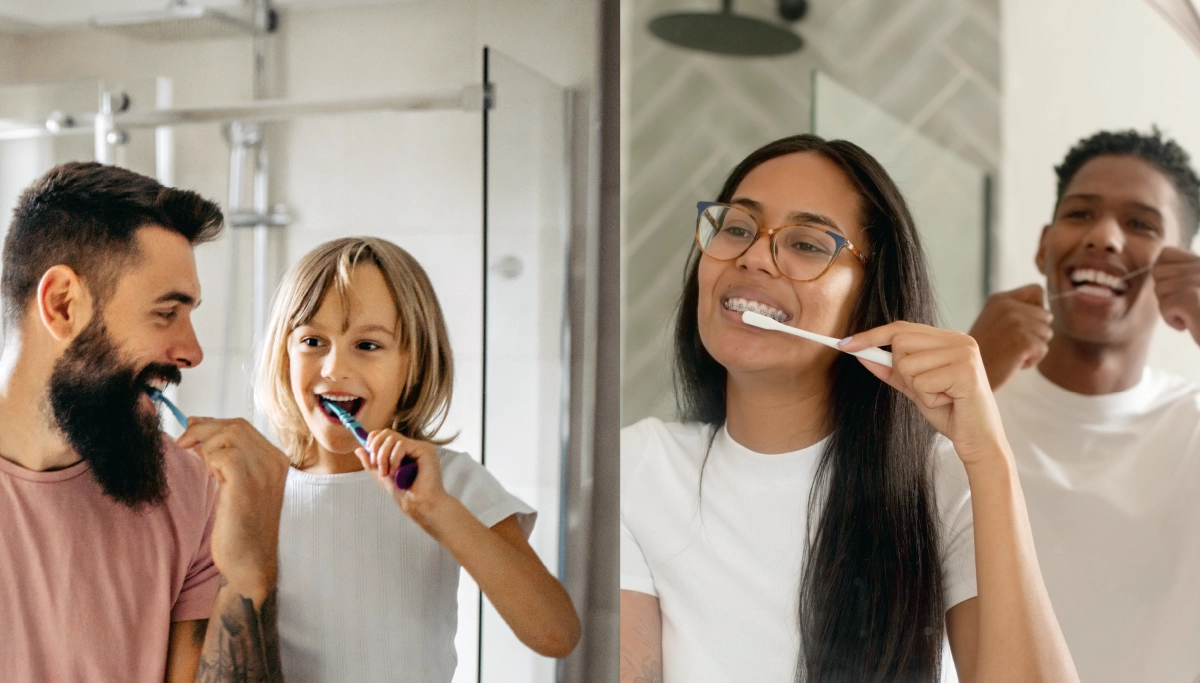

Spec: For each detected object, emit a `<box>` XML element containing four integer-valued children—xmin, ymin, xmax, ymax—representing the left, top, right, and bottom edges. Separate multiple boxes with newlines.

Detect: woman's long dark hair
<box><xmin>674</xmin><ymin>135</ymin><xmax>944</xmax><ymax>682</ymax></box>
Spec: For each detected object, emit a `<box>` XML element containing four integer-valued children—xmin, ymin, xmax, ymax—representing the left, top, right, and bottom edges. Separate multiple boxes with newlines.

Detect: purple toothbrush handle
<box><xmin>393</xmin><ymin>456</ymin><xmax>419</xmax><ymax>490</ymax></box>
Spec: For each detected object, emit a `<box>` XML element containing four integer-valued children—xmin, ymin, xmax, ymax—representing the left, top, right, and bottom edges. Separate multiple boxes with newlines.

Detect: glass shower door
<box><xmin>470</xmin><ymin>47</ymin><xmax>570</xmax><ymax>683</ymax></box>
<box><xmin>812</xmin><ymin>72</ymin><xmax>990</xmax><ymax>331</ymax></box>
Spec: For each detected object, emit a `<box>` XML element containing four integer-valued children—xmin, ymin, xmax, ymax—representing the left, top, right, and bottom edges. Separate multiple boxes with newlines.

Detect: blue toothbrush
<box><xmin>319</xmin><ymin>397</ymin><xmax>418</xmax><ymax>489</ymax></box>
<box><xmin>147</xmin><ymin>388</ymin><xmax>189</xmax><ymax>429</ymax></box>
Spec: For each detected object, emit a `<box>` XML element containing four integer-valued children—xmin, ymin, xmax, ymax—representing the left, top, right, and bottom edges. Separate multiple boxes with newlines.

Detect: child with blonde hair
<box><xmin>258</xmin><ymin>237</ymin><xmax>579</xmax><ymax>683</ymax></box>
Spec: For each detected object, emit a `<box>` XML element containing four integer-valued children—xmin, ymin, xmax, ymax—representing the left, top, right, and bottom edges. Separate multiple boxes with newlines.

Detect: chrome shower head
<box><xmin>91</xmin><ymin>1</ymin><xmax>260</xmax><ymax>41</ymax></box>
<box><xmin>648</xmin><ymin>0</ymin><xmax>803</xmax><ymax>57</ymax></box>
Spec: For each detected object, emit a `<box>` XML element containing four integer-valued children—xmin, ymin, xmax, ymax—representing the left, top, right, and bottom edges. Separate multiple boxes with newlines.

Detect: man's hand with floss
<box><xmin>969</xmin><ymin>283</ymin><xmax>1053</xmax><ymax>391</ymax></box>
<box><xmin>1153</xmin><ymin>245</ymin><xmax>1200</xmax><ymax>345</ymax></box>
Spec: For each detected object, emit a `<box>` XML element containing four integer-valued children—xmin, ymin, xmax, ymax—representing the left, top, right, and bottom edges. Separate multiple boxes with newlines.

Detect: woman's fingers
<box><xmin>838</xmin><ymin>321</ymin><xmax>904</xmax><ymax>352</ymax></box>
<box><xmin>909</xmin><ymin>364</ymin><xmax>969</xmax><ymax>409</ymax></box>
<box><xmin>854</xmin><ymin>325</ymin><xmax>985</xmax><ymax>409</ymax></box>
<box><xmin>856</xmin><ymin>356</ymin><xmax>914</xmax><ymax>400</ymax></box>
<box><xmin>840</xmin><ymin>321</ymin><xmax>956</xmax><ymax>354</ymax></box>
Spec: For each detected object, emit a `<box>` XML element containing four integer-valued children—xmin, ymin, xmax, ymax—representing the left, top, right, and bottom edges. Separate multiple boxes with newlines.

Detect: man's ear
<box><xmin>36</xmin><ymin>266</ymin><xmax>93</xmax><ymax>341</ymax></box>
<box><xmin>1035</xmin><ymin>225</ymin><xmax>1051</xmax><ymax>276</ymax></box>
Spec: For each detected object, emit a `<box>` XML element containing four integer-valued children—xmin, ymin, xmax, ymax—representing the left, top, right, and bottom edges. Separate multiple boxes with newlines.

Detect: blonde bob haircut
<box><xmin>256</xmin><ymin>237</ymin><xmax>454</xmax><ymax>465</ymax></box>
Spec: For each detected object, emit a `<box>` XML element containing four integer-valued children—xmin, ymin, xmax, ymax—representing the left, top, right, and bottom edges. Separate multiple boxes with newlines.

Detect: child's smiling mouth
<box><xmin>316</xmin><ymin>392</ymin><xmax>365</xmax><ymax>424</ymax></box>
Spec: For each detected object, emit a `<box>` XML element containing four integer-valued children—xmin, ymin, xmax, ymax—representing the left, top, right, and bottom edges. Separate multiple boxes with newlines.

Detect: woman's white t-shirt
<box><xmin>276</xmin><ymin>448</ymin><xmax>536</xmax><ymax>683</ymax></box>
<box><xmin>620</xmin><ymin>418</ymin><xmax>977</xmax><ymax>683</ymax></box>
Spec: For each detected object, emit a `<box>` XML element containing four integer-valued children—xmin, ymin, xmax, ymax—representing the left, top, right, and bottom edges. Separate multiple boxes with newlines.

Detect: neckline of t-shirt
<box><xmin>1023</xmin><ymin>365</ymin><xmax>1158</xmax><ymax>418</ymax></box>
<box><xmin>287</xmin><ymin>466</ymin><xmax>377</xmax><ymax>485</ymax></box>
<box><xmin>0</xmin><ymin>453</ymin><xmax>91</xmax><ymax>483</ymax></box>
<box><xmin>714</xmin><ymin>424</ymin><xmax>827</xmax><ymax>482</ymax></box>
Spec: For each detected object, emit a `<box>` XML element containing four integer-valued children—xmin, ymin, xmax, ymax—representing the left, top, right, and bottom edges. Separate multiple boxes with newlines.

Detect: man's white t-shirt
<box><xmin>996</xmin><ymin>367</ymin><xmax>1200</xmax><ymax>683</ymax></box>
<box><xmin>276</xmin><ymin>448</ymin><xmax>536</xmax><ymax>683</ymax></box>
<box><xmin>620</xmin><ymin>418</ymin><xmax>978</xmax><ymax>683</ymax></box>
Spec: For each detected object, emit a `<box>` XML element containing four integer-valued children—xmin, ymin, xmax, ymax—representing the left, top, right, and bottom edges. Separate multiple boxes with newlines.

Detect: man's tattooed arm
<box><xmin>195</xmin><ymin>577</ymin><xmax>283</xmax><ymax>683</ymax></box>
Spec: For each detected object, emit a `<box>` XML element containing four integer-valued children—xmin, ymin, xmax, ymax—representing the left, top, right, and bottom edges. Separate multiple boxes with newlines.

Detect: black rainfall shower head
<box><xmin>648</xmin><ymin>0</ymin><xmax>803</xmax><ymax>57</ymax></box>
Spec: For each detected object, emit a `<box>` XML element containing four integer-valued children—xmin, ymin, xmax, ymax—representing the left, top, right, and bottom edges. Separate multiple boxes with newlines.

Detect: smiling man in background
<box><xmin>0</xmin><ymin>162</ymin><xmax>289</xmax><ymax>682</ymax></box>
<box><xmin>969</xmin><ymin>129</ymin><xmax>1200</xmax><ymax>682</ymax></box>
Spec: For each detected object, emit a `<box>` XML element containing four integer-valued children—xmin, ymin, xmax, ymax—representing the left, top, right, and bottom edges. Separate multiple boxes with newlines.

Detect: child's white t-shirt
<box><xmin>277</xmin><ymin>448</ymin><xmax>536</xmax><ymax>683</ymax></box>
<box><xmin>620</xmin><ymin>418</ymin><xmax>977</xmax><ymax>683</ymax></box>
<box><xmin>995</xmin><ymin>366</ymin><xmax>1200</xmax><ymax>683</ymax></box>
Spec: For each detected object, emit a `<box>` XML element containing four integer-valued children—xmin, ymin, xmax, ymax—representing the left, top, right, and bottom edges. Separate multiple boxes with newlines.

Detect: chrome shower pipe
<box><xmin>251</xmin><ymin>141</ymin><xmax>271</xmax><ymax>431</ymax></box>
<box><xmin>94</xmin><ymin>91</ymin><xmax>115</xmax><ymax>164</ymax></box>
<box><xmin>0</xmin><ymin>86</ymin><xmax>485</xmax><ymax>142</ymax></box>
<box><xmin>116</xmin><ymin>88</ymin><xmax>481</xmax><ymax>126</ymax></box>
<box><xmin>217</xmin><ymin>124</ymin><xmax>254</xmax><ymax>418</ymax></box>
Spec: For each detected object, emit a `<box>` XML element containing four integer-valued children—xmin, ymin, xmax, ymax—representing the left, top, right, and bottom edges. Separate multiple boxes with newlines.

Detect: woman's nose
<box><xmin>736</xmin><ymin>232</ymin><xmax>779</xmax><ymax>276</ymax></box>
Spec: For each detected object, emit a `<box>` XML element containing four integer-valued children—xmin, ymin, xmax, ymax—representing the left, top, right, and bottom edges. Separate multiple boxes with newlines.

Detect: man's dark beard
<box><xmin>47</xmin><ymin>320</ymin><xmax>182</xmax><ymax>509</ymax></box>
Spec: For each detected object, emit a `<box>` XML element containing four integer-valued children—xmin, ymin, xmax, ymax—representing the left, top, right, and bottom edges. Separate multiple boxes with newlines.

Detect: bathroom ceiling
<box><xmin>0</xmin><ymin>0</ymin><xmax>416</xmax><ymax>30</ymax></box>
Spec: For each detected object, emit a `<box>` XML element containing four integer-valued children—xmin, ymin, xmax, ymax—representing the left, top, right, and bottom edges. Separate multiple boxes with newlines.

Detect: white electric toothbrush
<box><xmin>741</xmin><ymin>310</ymin><xmax>894</xmax><ymax>368</ymax></box>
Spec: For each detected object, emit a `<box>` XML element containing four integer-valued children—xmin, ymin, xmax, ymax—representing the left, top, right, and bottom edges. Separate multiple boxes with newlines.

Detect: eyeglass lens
<box><xmin>698</xmin><ymin>205</ymin><xmax>839</xmax><ymax>281</ymax></box>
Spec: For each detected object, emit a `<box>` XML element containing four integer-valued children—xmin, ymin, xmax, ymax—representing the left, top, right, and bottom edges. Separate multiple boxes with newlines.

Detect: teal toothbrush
<box><xmin>147</xmin><ymin>388</ymin><xmax>189</xmax><ymax>429</ymax></box>
<box><xmin>319</xmin><ymin>397</ymin><xmax>418</xmax><ymax>489</ymax></box>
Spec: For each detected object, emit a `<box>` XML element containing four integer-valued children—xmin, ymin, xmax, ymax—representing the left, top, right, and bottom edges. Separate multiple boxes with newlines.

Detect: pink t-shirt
<box><xmin>0</xmin><ymin>439</ymin><xmax>221</xmax><ymax>682</ymax></box>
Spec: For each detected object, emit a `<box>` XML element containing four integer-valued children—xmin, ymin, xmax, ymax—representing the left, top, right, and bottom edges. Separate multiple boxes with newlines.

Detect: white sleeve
<box><xmin>439</xmin><ymin>449</ymin><xmax>537</xmax><ymax>538</ymax></box>
<box><xmin>620</xmin><ymin>420</ymin><xmax>659</xmax><ymax>596</ymax></box>
<box><xmin>933</xmin><ymin>437</ymin><xmax>978</xmax><ymax>610</ymax></box>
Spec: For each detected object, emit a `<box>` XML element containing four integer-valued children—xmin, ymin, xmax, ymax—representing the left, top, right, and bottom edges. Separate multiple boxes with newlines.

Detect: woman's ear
<box><xmin>36</xmin><ymin>265</ymin><xmax>92</xmax><ymax>341</ymax></box>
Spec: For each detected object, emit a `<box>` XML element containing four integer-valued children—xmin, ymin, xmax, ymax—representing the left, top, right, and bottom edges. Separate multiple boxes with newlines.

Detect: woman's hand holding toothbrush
<box><xmin>841</xmin><ymin>321</ymin><xmax>1006</xmax><ymax>467</ymax></box>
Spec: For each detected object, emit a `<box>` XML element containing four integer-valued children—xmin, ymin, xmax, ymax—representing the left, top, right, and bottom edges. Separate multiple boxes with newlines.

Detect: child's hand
<box><xmin>353</xmin><ymin>429</ymin><xmax>448</xmax><ymax>527</ymax></box>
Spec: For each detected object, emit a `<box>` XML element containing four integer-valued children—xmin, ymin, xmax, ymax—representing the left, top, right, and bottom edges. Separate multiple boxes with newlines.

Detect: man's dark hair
<box><xmin>1054</xmin><ymin>127</ymin><xmax>1200</xmax><ymax>247</ymax></box>
<box><xmin>2</xmin><ymin>161</ymin><xmax>223</xmax><ymax>328</ymax></box>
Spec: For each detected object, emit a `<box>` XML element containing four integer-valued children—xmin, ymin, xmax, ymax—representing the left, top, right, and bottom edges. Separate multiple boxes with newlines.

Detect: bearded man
<box><xmin>0</xmin><ymin>162</ymin><xmax>290</xmax><ymax>682</ymax></box>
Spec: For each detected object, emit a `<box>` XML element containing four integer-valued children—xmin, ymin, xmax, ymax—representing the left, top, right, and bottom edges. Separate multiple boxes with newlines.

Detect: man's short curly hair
<box><xmin>1054</xmin><ymin>127</ymin><xmax>1200</xmax><ymax>247</ymax></box>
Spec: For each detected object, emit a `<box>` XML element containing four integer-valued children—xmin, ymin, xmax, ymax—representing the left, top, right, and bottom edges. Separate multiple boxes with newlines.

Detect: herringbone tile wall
<box><xmin>622</xmin><ymin>0</ymin><xmax>1000</xmax><ymax>425</ymax></box>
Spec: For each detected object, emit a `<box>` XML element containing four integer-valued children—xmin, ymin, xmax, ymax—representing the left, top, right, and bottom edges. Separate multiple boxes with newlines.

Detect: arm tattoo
<box><xmin>192</xmin><ymin>619</ymin><xmax>210</xmax><ymax>647</ymax></box>
<box><xmin>195</xmin><ymin>578</ymin><xmax>283</xmax><ymax>683</ymax></box>
<box><xmin>620</xmin><ymin>611</ymin><xmax>664</xmax><ymax>683</ymax></box>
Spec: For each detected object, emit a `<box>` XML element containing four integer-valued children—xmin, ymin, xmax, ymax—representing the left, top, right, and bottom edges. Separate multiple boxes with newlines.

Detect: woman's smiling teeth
<box><xmin>1069</xmin><ymin>268</ymin><xmax>1128</xmax><ymax>297</ymax></box>
<box><xmin>724</xmin><ymin>297</ymin><xmax>791</xmax><ymax>323</ymax></box>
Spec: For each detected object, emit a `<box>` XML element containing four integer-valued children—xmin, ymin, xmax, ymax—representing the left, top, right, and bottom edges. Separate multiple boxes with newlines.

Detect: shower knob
<box><xmin>492</xmin><ymin>255</ymin><xmax>524</xmax><ymax>279</ymax></box>
<box><xmin>45</xmin><ymin>111</ymin><xmax>75</xmax><ymax>133</ymax></box>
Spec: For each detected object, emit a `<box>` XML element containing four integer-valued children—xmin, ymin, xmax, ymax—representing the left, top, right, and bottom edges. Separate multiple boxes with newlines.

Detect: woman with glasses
<box><xmin>619</xmin><ymin>135</ymin><xmax>1078</xmax><ymax>683</ymax></box>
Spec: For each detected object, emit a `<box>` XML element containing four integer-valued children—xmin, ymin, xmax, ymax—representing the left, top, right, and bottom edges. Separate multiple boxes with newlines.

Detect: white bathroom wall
<box><xmin>1001</xmin><ymin>0</ymin><xmax>1200</xmax><ymax>383</ymax></box>
<box><xmin>0</xmin><ymin>30</ymin><xmax>15</xmax><ymax>79</ymax></box>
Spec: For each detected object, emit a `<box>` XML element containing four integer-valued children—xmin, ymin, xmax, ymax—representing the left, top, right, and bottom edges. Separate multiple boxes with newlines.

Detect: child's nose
<box><xmin>321</xmin><ymin>345</ymin><xmax>351</xmax><ymax>380</ymax></box>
